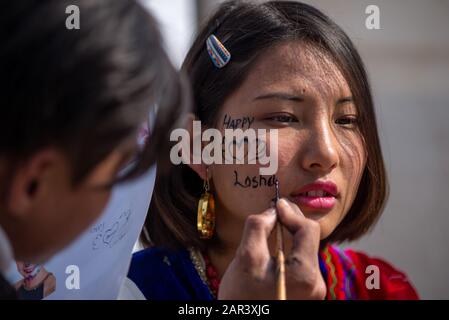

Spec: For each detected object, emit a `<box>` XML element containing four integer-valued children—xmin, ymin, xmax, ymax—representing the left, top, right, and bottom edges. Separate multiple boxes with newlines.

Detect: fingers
<box><xmin>219</xmin><ymin>207</ymin><xmax>278</xmax><ymax>299</ymax></box>
<box><xmin>276</xmin><ymin>198</ymin><xmax>321</xmax><ymax>267</ymax></box>
<box><xmin>236</xmin><ymin>207</ymin><xmax>277</xmax><ymax>272</ymax></box>
<box><xmin>275</xmin><ymin>198</ymin><xmax>306</xmax><ymax>233</ymax></box>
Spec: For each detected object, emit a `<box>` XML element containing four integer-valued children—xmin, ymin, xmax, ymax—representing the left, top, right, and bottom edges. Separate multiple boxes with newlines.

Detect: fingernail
<box><xmin>278</xmin><ymin>198</ymin><xmax>289</xmax><ymax>207</ymax></box>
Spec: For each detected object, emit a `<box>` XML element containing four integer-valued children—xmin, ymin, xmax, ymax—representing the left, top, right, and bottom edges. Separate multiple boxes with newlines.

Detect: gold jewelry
<box><xmin>197</xmin><ymin>167</ymin><xmax>215</xmax><ymax>239</ymax></box>
<box><xmin>188</xmin><ymin>248</ymin><xmax>216</xmax><ymax>298</ymax></box>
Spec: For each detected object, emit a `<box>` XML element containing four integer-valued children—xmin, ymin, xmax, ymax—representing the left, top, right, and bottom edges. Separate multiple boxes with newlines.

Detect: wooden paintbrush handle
<box><xmin>276</xmin><ymin>222</ymin><xmax>286</xmax><ymax>300</ymax></box>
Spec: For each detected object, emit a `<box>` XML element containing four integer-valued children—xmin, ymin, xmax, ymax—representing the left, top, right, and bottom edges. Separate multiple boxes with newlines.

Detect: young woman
<box><xmin>128</xmin><ymin>0</ymin><xmax>419</xmax><ymax>300</ymax></box>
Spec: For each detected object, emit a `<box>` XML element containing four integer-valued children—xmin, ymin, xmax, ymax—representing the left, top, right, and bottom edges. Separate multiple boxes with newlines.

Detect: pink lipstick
<box><xmin>292</xmin><ymin>181</ymin><xmax>338</xmax><ymax>210</ymax></box>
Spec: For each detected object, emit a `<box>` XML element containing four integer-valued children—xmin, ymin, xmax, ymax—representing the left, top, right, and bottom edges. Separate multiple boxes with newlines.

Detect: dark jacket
<box><xmin>0</xmin><ymin>272</ymin><xmax>17</xmax><ymax>300</ymax></box>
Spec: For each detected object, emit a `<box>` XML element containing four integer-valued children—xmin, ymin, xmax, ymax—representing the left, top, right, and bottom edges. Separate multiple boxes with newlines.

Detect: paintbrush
<box><xmin>274</xmin><ymin>179</ymin><xmax>286</xmax><ymax>300</ymax></box>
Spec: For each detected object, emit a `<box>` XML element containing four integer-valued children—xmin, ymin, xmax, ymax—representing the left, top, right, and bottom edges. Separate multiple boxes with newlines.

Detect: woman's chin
<box><xmin>300</xmin><ymin>210</ymin><xmax>340</xmax><ymax>240</ymax></box>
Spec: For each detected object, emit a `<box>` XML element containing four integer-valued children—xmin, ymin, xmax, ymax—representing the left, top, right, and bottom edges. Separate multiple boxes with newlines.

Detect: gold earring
<box><xmin>197</xmin><ymin>167</ymin><xmax>215</xmax><ymax>239</ymax></box>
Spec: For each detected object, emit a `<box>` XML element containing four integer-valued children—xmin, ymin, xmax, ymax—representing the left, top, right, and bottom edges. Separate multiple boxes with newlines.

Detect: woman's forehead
<box><xmin>240</xmin><ymin>41</ymin><xmax>352</xmax><ymax>102</ymax></box>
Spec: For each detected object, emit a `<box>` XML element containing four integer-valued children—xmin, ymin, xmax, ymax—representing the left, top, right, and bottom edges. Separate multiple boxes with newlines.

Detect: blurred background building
<box><xmin>143</xmin><ymin>0</ymin><xmax>449</xmax><ymax>299</ymax></box>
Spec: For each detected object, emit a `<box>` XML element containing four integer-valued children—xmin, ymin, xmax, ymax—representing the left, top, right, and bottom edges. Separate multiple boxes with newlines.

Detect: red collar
<box><xmin>202</xmin><ymin>252</ymin><xmax>220</xmax><ymax>297</ymax></box>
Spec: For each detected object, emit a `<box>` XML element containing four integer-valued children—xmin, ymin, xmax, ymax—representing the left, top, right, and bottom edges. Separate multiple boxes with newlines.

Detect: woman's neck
<box><xmin>206</xmin><ymin>214</ymin><xmax>242</xmax><ymax>279</ymax></box>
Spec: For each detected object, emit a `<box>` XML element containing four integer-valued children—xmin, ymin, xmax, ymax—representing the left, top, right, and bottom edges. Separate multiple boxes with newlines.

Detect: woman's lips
<box><xmin>291</xmin><ymin>180</ymin><xmax>339</xmax><ymax>210</ymax></box>
<box><xmin>294</xmin><ymin>194</ymin><xmax>337</xmax><ymax>210</ymax></box>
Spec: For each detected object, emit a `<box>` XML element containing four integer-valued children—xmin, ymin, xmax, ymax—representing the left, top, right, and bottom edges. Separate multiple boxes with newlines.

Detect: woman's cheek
<box><xmin>212</xmin><ymin>164</ymin><xmax>278</xmax><ymax>216</ymax></box>
<box><xmin>339</xmin><ymin>135</ymin><xmax>366</xmax><ymax>204</ymax></box>
<box><xmin>265</xmin><ymin>135</ymin><xmax>302</xmax><ymax>187</ymax></box>
<box><xmin>210</xmin><ymin>132</ymin><xmax>301</xmax><ymax>217</ymax></box>
<box><xmin>277</xmin><ymin>139</ymin><xmax>298</xmax><ymax>168</ymax></box>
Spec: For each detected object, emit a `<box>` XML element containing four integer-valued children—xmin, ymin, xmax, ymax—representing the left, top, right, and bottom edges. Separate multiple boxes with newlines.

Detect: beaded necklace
<box><xmin>188</xmin><ymin>248</ymin><xmax>220</xmax><ymax>298</ymax></box>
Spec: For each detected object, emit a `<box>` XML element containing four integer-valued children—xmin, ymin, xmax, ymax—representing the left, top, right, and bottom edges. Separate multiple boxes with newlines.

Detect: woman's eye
<box><xmin>335</xmin><ymin>116</ymin><xmax>358</xmax><ymax>127</ymax></box>
<box><xmin>265</xmin><ymin>114</ymin><xmax>298</xmax><ymax>123</ymax></box>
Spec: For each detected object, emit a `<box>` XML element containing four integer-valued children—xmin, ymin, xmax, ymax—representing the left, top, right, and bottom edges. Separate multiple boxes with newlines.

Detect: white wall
<box><xmin>141</xmin><ymin>0</ymin><xmax>197</xmax><ymax>67</ymax></box>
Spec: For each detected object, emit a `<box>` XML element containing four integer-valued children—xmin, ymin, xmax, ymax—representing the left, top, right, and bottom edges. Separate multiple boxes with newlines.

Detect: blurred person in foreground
<box><xmin>0</xmin><ymin>0</ymin><xmax>187</xmax><ymax>299</ymax></box>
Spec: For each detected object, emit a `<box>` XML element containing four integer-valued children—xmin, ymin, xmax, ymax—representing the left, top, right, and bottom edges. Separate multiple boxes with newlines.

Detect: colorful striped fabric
<box><xmin>128</xmin><ymin>245</ymin><xmax>419</xmax><ymax>300</ymax></box>
<box><xmin>319</xmin><ymin>244</ymin><xmax>419</xmax><ymax>300</ymax></box>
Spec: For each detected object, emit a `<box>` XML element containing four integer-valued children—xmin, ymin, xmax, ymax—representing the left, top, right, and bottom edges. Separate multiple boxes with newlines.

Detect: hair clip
<box><xmin>206</xmin><ymin>34</ymin><xmax>231</xmax><ymax>68</ymax></box>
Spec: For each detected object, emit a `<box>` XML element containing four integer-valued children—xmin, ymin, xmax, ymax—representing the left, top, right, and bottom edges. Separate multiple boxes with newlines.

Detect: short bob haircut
<box><xmin>143</xmin><ymin>0</ymin><xmax>388</xmax><ymax>250</ymax></box>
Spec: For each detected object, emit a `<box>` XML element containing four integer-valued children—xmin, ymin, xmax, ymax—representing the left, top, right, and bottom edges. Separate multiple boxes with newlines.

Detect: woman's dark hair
<box><xmin>144</xmin><ymin>0</ymin><xmax>388</xmax><ymax>249</ymax></box>
<box><xmin>0</xmin><ymin>0</ymin><xmax>188</xmax><ymax>188</ymax></box>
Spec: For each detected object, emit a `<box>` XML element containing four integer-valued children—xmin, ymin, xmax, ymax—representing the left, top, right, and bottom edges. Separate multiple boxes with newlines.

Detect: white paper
<box><xmin>8</xmin><ymin>168</ymin><xmax>156</xmax><ymax>300</ymax></box>
<box><xmin>9</xmin><ymin>165</ymin><xmax>155</xmax><ymax>300</ymax></box>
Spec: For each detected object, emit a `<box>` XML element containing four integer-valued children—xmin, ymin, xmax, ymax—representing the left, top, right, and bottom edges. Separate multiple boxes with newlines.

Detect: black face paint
<box><xmin>223</xmin><ymin>114</ymin><xmax>255</xmax><ymax>130</ymax></box>
<box><xmin>233</xmin><ymin>171</ymin><xmax>277</xmax><ymax>189</ymax></box>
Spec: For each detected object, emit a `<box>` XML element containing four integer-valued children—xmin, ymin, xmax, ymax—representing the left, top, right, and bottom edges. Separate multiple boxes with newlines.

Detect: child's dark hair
<box><xmin>145</xmin><ymin>0</ymin><xmax>388</xmax><ymax>249</ymax></box>
<box><xmin>0</xmin><ymin>0</ymin><xmax>188</xmax><ymax>188</ymax></box>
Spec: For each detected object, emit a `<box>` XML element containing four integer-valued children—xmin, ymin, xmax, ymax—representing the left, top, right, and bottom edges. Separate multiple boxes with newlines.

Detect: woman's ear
<box><xmin>185</xmin><ymin>113</ymin><xmax>207</xmax><ymax>180</ymax></box>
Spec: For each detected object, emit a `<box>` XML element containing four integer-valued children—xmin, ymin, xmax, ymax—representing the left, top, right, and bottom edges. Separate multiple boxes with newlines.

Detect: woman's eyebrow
<box><xmin>336</xmin><ymin>96</ymin><xmax>354</xmax><ymax>105</ymax></box>
<box><xmin>253</xmin><ymin>92</ymin><xmax>304</xmax><ymax>102</ymax></box>
<box><xmin>253</xmin><ymin>93</ymin><xmax>354</xmax><ymax>106</ymax></box>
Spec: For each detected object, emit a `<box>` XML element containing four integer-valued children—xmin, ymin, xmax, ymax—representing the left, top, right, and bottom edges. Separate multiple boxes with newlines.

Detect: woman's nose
<box><xmin>301</xmin><ymin>121</ymin><xmax>339</xmax><ymax>174</ymax></box>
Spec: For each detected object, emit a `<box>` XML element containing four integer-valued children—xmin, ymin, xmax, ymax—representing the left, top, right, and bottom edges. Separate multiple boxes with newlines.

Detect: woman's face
<box><xmin>16</xmin><ymin>262</ymin><xmax>40</xmax><ymax>279</ymax></box>
<box><xmin>210</xmin><ymin>41</ymin><xmax>367</xmax><ymax>240</ymax></box>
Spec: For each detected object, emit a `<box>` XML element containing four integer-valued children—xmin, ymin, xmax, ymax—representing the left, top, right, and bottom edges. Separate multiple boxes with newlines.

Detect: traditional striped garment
<box><xmin>128</xmin><ymin>245</ymin><xmax>419</xmax><ymax>300</ymax></box>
